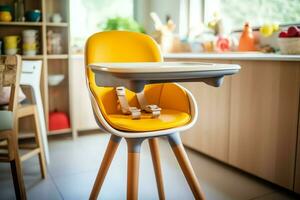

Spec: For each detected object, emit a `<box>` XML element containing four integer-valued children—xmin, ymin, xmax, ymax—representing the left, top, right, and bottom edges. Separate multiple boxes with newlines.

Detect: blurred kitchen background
<box><xmin>1</xmin><ymin>0</ymin><xmax>300</xmax><ymax>199</ymax></box>
<box><xmin>70</xmin><ymin>0</ymin><xmax>300</xmax><ymax>55</ymax></box>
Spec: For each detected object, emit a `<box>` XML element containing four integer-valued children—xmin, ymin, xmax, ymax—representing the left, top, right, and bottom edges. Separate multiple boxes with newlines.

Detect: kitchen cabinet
<box><xmin>295</xmin><ymin>114</ymin><xmax>300</xmax><ymax>193</ymax></box>
<box><xmin>180</xmin><ymin>78</ymin><xmax>231</xmax><ymax>162</ymax></box>
<box><xmin>70</xmin><ymin>56</ymin><xmax>99</xmax><ymax>136</ymax></box>
<box><xmin>229</xmin><ymin>61</ymin><xmax>300</xmax><ymax>189</ymax></box>
<box><xmin>166</xmin><ymin>56</ymin><xmax>300</xmax><ymax>192</ymax></box>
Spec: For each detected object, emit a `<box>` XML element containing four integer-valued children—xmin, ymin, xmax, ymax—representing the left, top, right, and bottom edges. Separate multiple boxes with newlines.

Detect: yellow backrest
<box><xmin>85</xmin><ymin>31</ymin><xmax>163</xmax><ymax>115</ymax></box>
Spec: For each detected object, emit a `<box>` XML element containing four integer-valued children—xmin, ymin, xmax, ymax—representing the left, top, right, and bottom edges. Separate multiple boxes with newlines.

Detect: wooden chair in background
<box><xmin>0</xmin><ymin>55</ymin><xmax>47</xmax><ymax>199</ymax></box>
<box><xmin>17</xmin><ymin>60</ymin><xmax>47</xmax><ymax>175</ymax></box>
<box><xmin>16</xmin><ymin>97</ymin><xmax>47</xmax><ymax>179</ymax></box>
<box><xmin>0</xmin><ymin>55</ymin><xmax>26</xmax><ymax>199</ymax></box>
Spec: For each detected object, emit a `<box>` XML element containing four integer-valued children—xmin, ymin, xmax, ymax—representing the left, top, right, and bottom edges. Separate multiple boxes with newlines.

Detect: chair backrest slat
<box><xmin>0</xmin><ymin>55</ymin><xmax>22</xmax><ymax>113</ymax></box>
<box><xmin>0</xmin><ymin>56</ymin><xmax>18</xmax><ymax>88</ymax></box>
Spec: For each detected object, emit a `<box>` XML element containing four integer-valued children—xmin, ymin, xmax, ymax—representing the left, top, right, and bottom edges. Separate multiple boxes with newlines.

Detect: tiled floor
<box><xmin>0</xmin><ymin>133</ymin><xmax>299</xmax><ymax>200</ymax></box>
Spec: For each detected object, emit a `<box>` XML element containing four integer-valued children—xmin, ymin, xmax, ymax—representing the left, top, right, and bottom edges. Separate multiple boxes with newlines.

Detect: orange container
<box><xmin>238</xmin><ymin>22</ymin><xmax>256</xmax><ymax>51</ymax></box>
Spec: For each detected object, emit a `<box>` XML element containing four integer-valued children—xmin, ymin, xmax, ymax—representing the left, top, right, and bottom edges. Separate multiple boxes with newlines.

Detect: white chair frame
<box><xmin>20</xmin><ymin>60</ymin><xmax>50</xmax><ymax>164</ymax></box>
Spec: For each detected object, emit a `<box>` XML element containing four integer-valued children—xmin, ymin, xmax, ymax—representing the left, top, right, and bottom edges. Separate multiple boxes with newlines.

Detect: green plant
<box><xmin>100</xmin><ymin>17</ymin><xmax>145</xmax><ymax>33</ymax></box>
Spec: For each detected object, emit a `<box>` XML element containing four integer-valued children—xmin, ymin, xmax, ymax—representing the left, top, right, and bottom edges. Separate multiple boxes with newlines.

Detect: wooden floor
<box><xmin>0</xmin><ymin>133</ymin><xmax>298</xmax><ymax>200</ymax></box>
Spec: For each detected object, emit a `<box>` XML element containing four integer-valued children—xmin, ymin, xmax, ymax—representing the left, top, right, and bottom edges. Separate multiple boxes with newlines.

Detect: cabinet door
<box><xmin>179</xmin><ymin>59</ymin><xmax>232</xmax><ymax>162</ymax></box>
<box><xmin>295</xmin><ymin>113</ymin><xmax>300</xmax><ymax>193</ymax></box>
<box><xmin>229</xmin><ymin>61</ymin><xmax>300</xmax><ymax>189</ymax></box>
<box><xmin>70</xmin><ymin>57</ymin><xmax>99</xmax><ymax>132</ymax></box>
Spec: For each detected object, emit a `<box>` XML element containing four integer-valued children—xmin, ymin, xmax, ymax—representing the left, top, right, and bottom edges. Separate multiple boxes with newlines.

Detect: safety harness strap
<box><xmin>116</xmin><ymin>87</ymin><xmax>141</xmax><ymax>119</ymax></box>
<box><xmin>115</xmin><ymin>87</ymin><xmax>162</xmax><ymax>119</ymax></box>
<box><xmin>136</xmin><ymin>91</ymin><xmax>161</xmax><ymax>118</ymax></box>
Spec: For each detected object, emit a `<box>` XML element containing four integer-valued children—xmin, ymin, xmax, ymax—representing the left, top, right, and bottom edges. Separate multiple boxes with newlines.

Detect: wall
<box><xmin>135</xmin><ymin>0</ymin><xmax>181</xmax><ymax>34</ymax></box>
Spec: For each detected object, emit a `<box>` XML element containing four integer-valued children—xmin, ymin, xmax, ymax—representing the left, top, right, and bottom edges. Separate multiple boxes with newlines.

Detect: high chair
<box><xmin>85</xmin><ymin>31</ymin><xmax>205</xmax><ymax>200</ymax></box>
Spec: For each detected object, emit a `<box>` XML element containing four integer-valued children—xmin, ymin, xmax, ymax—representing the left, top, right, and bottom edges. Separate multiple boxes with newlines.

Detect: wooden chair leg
<box><xmin>126</xmin><ymin>138</ymin><xmax>143</xmax><ymax>200</ymax></box>
<box><xmin>10</xmin><ymin>159</ymin><xmax>26</xmax><ymax>200</ymax></box>
<box><xmin>33</xmin><ymin>107</ymin><xmax>47</xmax><ymax>179</ymax></box>
<box><xmin>9</xmin><ymin>134</ymin><xmax>27</xmax><ymax>200</ymax></box>
<box><xmin>89</xmin><ymin>135</ymin><xmax>121</xmax><ymax>200</ymax></box>
<box><xmin>168</xmin><ymin>133</ymin><xmax>205</xmax><ymax>200</ymax></box>
<box><xmin>149</xmin><ymin>138</ymin><xmax>165</xmax><ymax>200</ymax></box>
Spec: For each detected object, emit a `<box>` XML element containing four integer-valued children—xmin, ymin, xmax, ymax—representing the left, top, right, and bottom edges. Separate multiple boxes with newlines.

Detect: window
<box><xmin>204</xmin><ymin>0</ymin><xmax>300</xmax><ymax>29</ymax></box>
<box><xmin>70</xmin><ymin>0</ymin><xmax>134</xmax><ymax>51</ymax></box>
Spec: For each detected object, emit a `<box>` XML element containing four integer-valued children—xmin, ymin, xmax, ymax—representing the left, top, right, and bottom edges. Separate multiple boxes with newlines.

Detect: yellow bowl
<box><xmin>0</xmin><ymin>11</ymin><xmax>12</xmax><ymax>22</ymax></box>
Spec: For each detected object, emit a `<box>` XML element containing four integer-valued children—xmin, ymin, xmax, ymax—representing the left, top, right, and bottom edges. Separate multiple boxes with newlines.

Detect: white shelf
<box><xmin>46</xmin><ymin>22</ymin><xmax>68</xmax><ymax>27</ymax></box>
<box><xmin>22</xmin><ymin>55</ymin><xmax>44</xmax><ymax>60</ymax></box>
<box><xmin>0</xmin><ymin>22</ymin><xmax>42</xmax><ymax>26</ymax></box>
<box><xmin>47</xmin><ymin>54</ymin><xmax>69</xmax><ymax>59</ymax></box>
<box><xmin>19</xmin><ymin>128</ymin><xmax>72</xmax><ymax>139</ymax></box>
<box><xmin>48</xmin><ymin>128</ymin><xmax>72</xmax><ymax>135</ymax></box>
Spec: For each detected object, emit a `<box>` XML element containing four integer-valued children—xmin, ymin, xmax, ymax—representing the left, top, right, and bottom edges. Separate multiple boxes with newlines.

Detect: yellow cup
<box><xmin>4</xmin><ymin>35</ymin><xmax>20</xmax><ymax>49</ymax></box>
<box><xmin>0</xmin><ymin>11</ymin><xmax>12</xmax><ymax>22</ymax></box>
<box><xmin>23</xmin><ymin>42</ymin><xmax>39</xmax><ymax>50</ymax></box>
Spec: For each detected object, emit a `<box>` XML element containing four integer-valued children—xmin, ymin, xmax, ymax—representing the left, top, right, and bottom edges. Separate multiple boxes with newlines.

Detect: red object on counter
<box><xmin>216</xmin><ymin>37</ymin><xmax>230</xmax><ymax>52</ymax></box>
<box><xmin>238</xmin><ymin>22</ymin><xmax>256</xmax><ymax>51</ymax></box>
<box><xmin>279</xmin><ymin>31</ymin><xmax>288</xmax><ymax>38</ymax></box>
<box><xmin>279</xmin><ymin>26</ymin><xmax>300</xmax><ymax>38</ymax></box>
<box><xmin>49</xmin><ymin>111</ymin><xmax>70</xmax><ymax>131</ymax></box>
<box><xmin>287</xmin><ymin>26</ymin><xmax>299</xmax><ymax>37</ymax></box>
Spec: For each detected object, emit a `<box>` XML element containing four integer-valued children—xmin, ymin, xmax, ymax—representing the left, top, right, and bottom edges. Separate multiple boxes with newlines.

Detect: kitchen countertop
<box><xmin>164</xmin><ymin>53</ymin><xmax>300</xmax><ymax>61</ymax></box>
<box><xmin>71</xmin><ymin>53</ymin><xmax>300</xmax><ymax>61</ymax></box>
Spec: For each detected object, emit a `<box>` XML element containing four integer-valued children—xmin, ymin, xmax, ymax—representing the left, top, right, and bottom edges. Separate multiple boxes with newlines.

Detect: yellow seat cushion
<box><xmin>107</xmin><ymin>109</ymin><xmax>191</xmax><ymax>132</ymax></box>
<box><xmin>90</xmin><ymin>83</ymin><xmax>192</xmax><ymax>132</ymax></box>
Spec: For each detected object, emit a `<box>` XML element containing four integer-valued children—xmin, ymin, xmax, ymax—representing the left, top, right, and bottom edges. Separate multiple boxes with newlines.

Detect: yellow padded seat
<box><xmin>91</xmin><ymin>83</ymin><xmax>191</xmax><ymax>132</ymax></box>
<box><xmin>85</xmin><ymin>31</ymin><xmax>192</xmax><ymax>132</ymax></box>
<box><xmin>108</xmin><ymin>109</ymin><xmax>191</xmax><ymax>132</ymax></box>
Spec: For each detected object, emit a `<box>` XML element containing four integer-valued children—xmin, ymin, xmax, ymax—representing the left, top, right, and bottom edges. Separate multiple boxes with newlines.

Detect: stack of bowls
<box><xmin>22</xmin><ymin>29</ymin><xmax>39</xmax><ymax>56</ymax></box>
<box><xmin>3</xmin><ymin>35</ymin><xmax>20</xmax><ymax>55</ymax></box>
